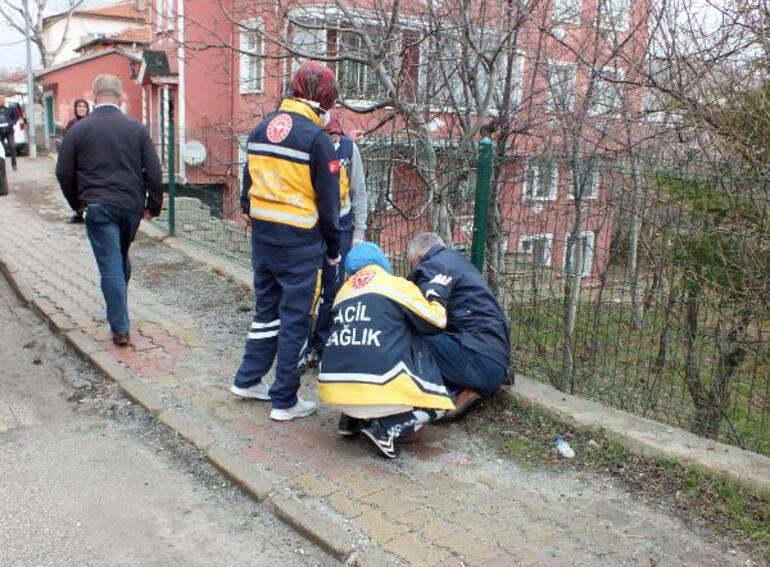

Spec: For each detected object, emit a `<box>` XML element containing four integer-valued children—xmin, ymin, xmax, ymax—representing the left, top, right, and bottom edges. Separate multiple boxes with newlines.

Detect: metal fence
<box><xmin>154</xmin><ymin>127</ymin><xmax>770</xmax><ymax>457</ymax></box>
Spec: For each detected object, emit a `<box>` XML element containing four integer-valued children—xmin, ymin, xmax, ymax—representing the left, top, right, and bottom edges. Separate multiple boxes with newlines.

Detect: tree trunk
<box><xmin>681</xmin><ymin>285</ymin><xmax>711</xmax><ymax>436</ymax></box>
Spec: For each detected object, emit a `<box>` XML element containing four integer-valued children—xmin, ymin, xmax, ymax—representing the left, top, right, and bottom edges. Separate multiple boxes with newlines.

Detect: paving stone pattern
<box><xmin>0</xmin><ymin>161</ymin><xmax>751</xmax><ymax>566</ymax></box>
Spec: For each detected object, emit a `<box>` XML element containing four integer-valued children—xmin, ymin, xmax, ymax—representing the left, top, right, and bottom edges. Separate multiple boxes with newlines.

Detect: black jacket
<box><xmin>56</xmin><ymin>105</ymin><xmax>163</xmax><ymax>215</ymax></box>
<box><xmin>0</xmin><ymin>105</ymin><xmax>18</xmax><ymax>135</ymax></box>
<box><xmin>410</xmin><ymin>245</ymin><xmax>511</xmax><ymax>370</ymax></box>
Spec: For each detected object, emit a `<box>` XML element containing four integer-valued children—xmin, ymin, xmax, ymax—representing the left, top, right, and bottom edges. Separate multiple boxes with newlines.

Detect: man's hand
<box><xmin>241</xmin><ymin>213</ymin><xmax>251</xmax><ymax>230</ymax></box>
<box><xmin>143</xmin><ymin>209</ymin><xmax>152</xmax><ymax>220</ymax></box>
<box><xmin>326</xmin><ymin>254</ymin><xmax>342</xmax><ymax>266</ymax></box>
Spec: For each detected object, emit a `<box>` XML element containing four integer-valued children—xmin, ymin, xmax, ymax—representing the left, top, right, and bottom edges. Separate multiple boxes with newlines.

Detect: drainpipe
<box><xmin>176</xmin><ymin>0</ymin><xmax>186</xmax><ymax>179</ymax></box>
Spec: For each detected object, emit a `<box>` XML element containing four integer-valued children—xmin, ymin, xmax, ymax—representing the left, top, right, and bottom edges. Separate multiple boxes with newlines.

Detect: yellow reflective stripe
<box><xmin>335</xmin><ymin>268</ymin><xmax>447</xmax><ymax>328</ymax></box>
<box><xmin>248</xmin><ymin>142</ymin><xmax>310</xmax><ymax>162</ymax></box>
<box><xmin>318</xmin><ymin>373</ymin><xmax>455</xmax><ymax>410</ymax></box>
<box><xmin>311</xmin><ymin>268</ymin><xmax>322</xmax><ymax>315</ymax></box>
<box><xmin>339</xmin><ymin>167</ymin><xmax>350</xmax><ymax>209</ymax></box>
<box><xmin>247</xmin><ymin>153</ymin><xmax>318</xmax><ymax>229</ymax></box>
<box><xmin>250</xmin><ymin>206</ymin><xmax>319</xmax><ymax>227</ymax></box>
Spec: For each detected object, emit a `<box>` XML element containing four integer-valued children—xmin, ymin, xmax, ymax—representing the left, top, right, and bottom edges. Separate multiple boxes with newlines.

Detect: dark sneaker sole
<box><xmin>360</xmin><ymin>428</ymin><xmax>397</xmax><ymax>459</ymax></box>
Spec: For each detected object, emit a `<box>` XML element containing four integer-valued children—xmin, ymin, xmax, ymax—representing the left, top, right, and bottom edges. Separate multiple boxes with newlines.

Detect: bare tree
<box><xmin>0</xmin><ymin>0</ymin><xmax>87</xmax><ymax>67</ymax></box>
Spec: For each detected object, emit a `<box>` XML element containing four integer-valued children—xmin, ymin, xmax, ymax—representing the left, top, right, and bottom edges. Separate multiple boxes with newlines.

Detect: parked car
<box><xmin>1</xmin><ymin>103</ymin><xmax>28</xmax><ymax>157</ymax></box>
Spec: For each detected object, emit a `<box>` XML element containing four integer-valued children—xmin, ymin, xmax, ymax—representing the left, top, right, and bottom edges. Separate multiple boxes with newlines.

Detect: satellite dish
<box><xmin>184</xmin><ymin>140</ymin><xmax>207</xmax><ymax>166</ymax></box>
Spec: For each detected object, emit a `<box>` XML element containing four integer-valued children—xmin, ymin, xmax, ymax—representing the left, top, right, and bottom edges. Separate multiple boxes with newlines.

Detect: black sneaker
<box><xmin>360</xmin><ymin>421</ymin><xmax>398</xmax><ymax>459</ymax></box>
<box><xmin>337</xmin><ymin>414</ymin><xmax>364</xmax><ymax>436</ymax></box>
<box><xmin>67</xmin><ymin>213</ymin><xmax>84</xmax><ymax>224</ymax></box>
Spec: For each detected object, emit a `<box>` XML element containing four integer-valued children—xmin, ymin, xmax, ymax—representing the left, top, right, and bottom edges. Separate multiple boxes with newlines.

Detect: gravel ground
<box><xmin>0</xmin><ymin>271</ymin><xmax>338</xmax><ymax>567</ymax></box>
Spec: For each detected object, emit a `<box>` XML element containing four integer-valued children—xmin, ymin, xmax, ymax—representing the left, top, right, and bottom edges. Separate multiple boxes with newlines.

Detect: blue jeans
<box><xmin>85</xmin><ymin>203</ymin><xmax>142</xmax><ymax>333</ymax></box>
<box><xmin>425</xmin><ymin>334</ymin><xmax>506</xmax><ymax>397</ymax></box>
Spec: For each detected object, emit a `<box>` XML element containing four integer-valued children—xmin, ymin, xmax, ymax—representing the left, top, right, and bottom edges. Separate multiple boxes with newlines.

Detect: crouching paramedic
<box><xmin>318</xmin><ymin>243</ymin><xmax>455</xmax><ymax>458</ymax></box>
<box><xmin>408</xmin><ymin>232</ymin><xmax>511</xmax><ymax>418</ymax></box>
<box><xmin>230</xmin><ymin>61</ymin><xmax>342</xmax><ymax>422</ymax></box>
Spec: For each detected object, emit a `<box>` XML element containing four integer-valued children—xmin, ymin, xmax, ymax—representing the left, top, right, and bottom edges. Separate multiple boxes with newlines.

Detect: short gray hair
<box><xmin>407</xmin><ymin>232</ymin><xmax>445</xmax><ymax>261</ymax></box>
<box><xmin>92</xmin><ymin>74</ymin><xmax>123</xmax><ymax>98</ymax></box>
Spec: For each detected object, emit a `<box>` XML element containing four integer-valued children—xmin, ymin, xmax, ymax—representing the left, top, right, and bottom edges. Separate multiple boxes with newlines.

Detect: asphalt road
<box><xmin>0</xmin><ymin>273</ymin><xmax>337</xmax><ymax>567</ymax></box>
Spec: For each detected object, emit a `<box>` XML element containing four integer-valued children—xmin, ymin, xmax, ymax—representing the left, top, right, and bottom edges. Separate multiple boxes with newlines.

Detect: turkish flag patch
<box><xmin>328</xmin><ymin>160</ymin><xmax>341</xmax><ymax>174</ymax></box>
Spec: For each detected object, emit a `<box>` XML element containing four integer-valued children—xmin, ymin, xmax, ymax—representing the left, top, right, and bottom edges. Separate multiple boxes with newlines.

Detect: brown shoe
<box><xmin>112</xmin><ymin>332</ymin><xmax>130</xmax><ymax>347</ymax></box>
<box><xmin>444</xmin><ymin>389</ymin><xmax>482</xmax><ymax>421</ymax></box>
<box><xmin>395</xmin><ymin>427</ymin><xmax>426</xmax><ymax>444</ymax></box>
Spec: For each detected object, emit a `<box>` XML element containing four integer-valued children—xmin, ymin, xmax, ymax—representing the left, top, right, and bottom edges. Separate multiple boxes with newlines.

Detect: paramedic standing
<box><xmin>230</xmin><ymin>61</ymin><xmax>342</xmax><ymax>422</ymax></box>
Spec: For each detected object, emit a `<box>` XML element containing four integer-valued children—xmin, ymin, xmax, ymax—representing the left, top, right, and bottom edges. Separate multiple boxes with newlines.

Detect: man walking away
<box><xmin>231</xmin><ymin>61</ymin><xmax>342</xmax><ymax>422</ymax></box>
<box><xmin>408</xmin><ymin>232</ymin><xmax>511</xmax><ymax>417</ymax></box>
<box><xmin>56</xmin><ymin>74</ymin><xmax>163</xmax><ymax>346</ymax></box>
<box><xmin>0</xmin><ymin>95</ymin><xmax>18</xmax><ymax>171</ymax></box>
<box><xmin>308</xmin><ymin>113</ymin><xmax>367</xmax><ymax>362</ymax></box>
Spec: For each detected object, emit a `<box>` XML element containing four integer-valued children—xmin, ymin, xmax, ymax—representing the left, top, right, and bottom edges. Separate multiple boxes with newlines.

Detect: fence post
<box><xmin>471</xmin><ymin>136</ymin><xmax>493</xmax><ymax>272</ymax></box>
<box><xmin>167</xmin><ymin>114</ymin><xmax>176</xmax><ymax>236</ymax></box>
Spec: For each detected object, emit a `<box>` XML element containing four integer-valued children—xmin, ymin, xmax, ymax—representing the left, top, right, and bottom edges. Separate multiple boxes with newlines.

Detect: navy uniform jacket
<box><xmin>55</xmin><ymin>105</ymin><xmax>163</xmax><ymax>215</ymax></box>
<box><xmin>318</xmin><ymin>264</ymin><xmax>455</xmax><ymax>410</ymax></box>
<box><xmin>410</xmin><ymin>245</ymin><xmax>511</xmax><ymax>370</ymax></box>
<box><xmin>241</xmin><ymin>98</ymin><xmax>341</xmax><ymax>258</ymax></box>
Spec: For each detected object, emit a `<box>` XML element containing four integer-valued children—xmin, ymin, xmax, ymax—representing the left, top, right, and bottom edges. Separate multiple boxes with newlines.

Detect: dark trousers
<box><xmin>378</xmin><ymin>409</ymin><xmax>445</xmax><ymax>438</ymax></box>
<box><xmin>0</xmin><ymin>131</ymin><xmax>17</xmax><ymax>168</ymax></box>
<box><xmin>85</xmin><ymin>203</ymin><xmax>142</xmax><ymax>333</ymax></box>
<box><xmin>0</xmin><ymin>159</ymin><xmax>8</xmax><ymax>196</ymax></box>
<box><xmin>425</xmin><ymin>334</ymin><xmax>506</xmax><ymax>397</ymax></box>
<box><xmin>311</xmin><ymin>220</ymin><xmax>353</xmax><ymax>353</ymax></box>
<box><xmin>235</xmin><ymin>238</ymin><xmax>323</xmax><ymax>409</ymax></box>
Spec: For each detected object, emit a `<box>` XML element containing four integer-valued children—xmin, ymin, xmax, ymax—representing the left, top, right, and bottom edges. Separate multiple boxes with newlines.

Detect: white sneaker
<box><xmin>230</xmin><ymin>382</ymin><xmax>271</xmax><ymax>400</ymax></box>
<box><xmin>270</xmin><ymin>398</ymin><xmax>317</xmax><ymax>421</ymax></box>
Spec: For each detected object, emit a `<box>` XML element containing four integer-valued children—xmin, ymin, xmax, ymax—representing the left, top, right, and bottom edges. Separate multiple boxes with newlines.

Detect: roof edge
<box><xmin>36</xmin><ymin>48</ymin><xmax>141</xmax><ymax>79</ymax></box>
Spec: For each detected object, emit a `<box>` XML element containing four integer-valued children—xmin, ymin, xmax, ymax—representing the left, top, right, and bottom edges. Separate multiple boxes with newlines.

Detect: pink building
<box><xmin>41</xmin><ymin>0</ymin><xmax>647</xmax><ymax>282</ymax></box>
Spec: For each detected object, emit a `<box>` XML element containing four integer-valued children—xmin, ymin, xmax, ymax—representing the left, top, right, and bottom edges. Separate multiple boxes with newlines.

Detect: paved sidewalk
<box><xmin>0</xmin><ymin>161</ymin><xmax>751</xmax><ymax>566</ymax></box>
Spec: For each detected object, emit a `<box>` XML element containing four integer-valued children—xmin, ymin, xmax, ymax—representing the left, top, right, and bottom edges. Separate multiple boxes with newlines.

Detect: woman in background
<box><xmin>64</xmin><ymin>98</ymin><xmax>90</xmax><ymax>223</ymax></box>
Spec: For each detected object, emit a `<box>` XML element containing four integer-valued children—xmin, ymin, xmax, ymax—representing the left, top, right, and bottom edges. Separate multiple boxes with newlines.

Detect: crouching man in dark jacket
<box><xmin>318</xmin><ymin>243</ymin><xmax>455</xmax><ymax>458</ymax></box>
<box><xmin>407</xmin><ymin>232</ymin><xmax>511</xmax><ymax>417</ymax></box>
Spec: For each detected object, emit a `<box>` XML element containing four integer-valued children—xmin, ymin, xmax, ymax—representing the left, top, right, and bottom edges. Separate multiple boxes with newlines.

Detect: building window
<box><xmin>547</xmin><ymin>61</ymin><xmax>576</xmax><ymax>113</ymax></box>
<box><xmin>337</xmin><ymin>31</ymin><xmax>383</xmax><ymax>101</ymax></box>
<box><xmin>520</xmin><ymin>234</ymin><xmax>554</xmax><ymax>267</ymax></box>
<box><xmin>568</xmin><ymin>160</ymin><xmax>600</xmax><ymax>199</ymax></box>
<box><xmin>588</xmin><ymin>66</ymin><xmax>624</xmax><ymax>116</ymax></box>
<box><xmin>290</xmin><ymin>19</ymin><xmax>327</xmax><ymax>72</ymax></box>
<box><xmin>154</xmin><ymin>0</ymin><xmax>162</xmax><ymax>31</ymax></box>
<box><xmin>564</xmin><ymin>230</ymin><xmax>596</xmax><ymax>277</ymax></box>
<box><xmin>596</xmin><ymin>0</ymin><xmax>629</xmax><ymax>31</ymax></box>
<box><xmin>239</xmin><ymin>20</ymin><xmax>264</xmax><ymax>94</ymax></box>
<box><xmin>524</xmin><ymin>157</ymin><xmax>558</xmax><ymax>201</ymax></box>
<box><xmin>553</xmin><ymin>0</ymin><xmax>582</xmax><ymax>24</ymax></box>
<box><xmin>165</xmin><ymin>0</ymin><xmax>174</xmax><ymax>31</ymax></box>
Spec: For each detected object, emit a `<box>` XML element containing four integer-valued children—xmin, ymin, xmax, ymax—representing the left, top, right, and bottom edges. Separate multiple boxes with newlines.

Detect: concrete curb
<box><xmin>0</xmin><ymin>254</ymin><xmax>366</xmax><ymax>563</ymax></box>
<box><xmin>270</xmin><ymin>493</ymin><xmax>357</xmax><ymax>559</ymax></box>
<box><xmin>507</xmin><ymin>377</ymin><xmax>770</xmax><ymax>497</ymax></box>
